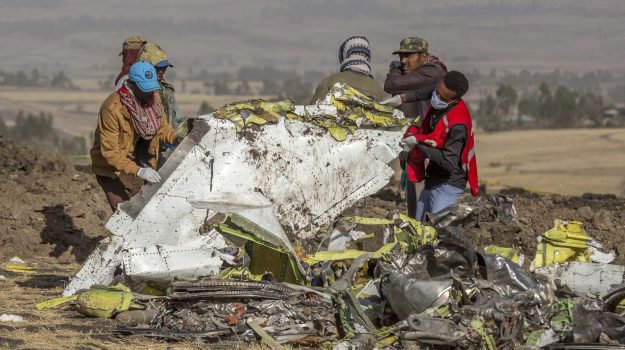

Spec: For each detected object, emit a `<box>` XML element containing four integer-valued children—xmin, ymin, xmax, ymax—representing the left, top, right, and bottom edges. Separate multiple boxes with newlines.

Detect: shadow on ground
<box><xmin>38</xmin><ymin>204</ymin><xmax>102</xmax><ymax>262</ymax></box>
<box><xmin>16</xmin><ymin>273</ymin><xmax>69</xmax><ymax>289</ymax></box>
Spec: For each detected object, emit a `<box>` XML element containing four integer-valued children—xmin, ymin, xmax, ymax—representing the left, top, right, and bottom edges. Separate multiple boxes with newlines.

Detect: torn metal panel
<box><xmin>426</xmin><ymin>202</ymin><xmax>478</xmax><ymax>229</ymax></box>
<box><xmin>484</xmin><ymin>245</ymin><xmax>524</xmax><ymax>266</ymax></box>
<box><xmin>214</xmin><ymin>214</ymin><xmax>306</xmax><ymax>284</ymax></box>
<box><xmin>64</xmin><ymin>237</ymin><xmax>123</xmax><ymax>295</ymax></box>
<box><xmin>533</xmin><ymin>262</ymin><xmax>625</xmax><ymax>297</ymax></box>
<box><xmin>490</xmin><ymin>195</ymin><xmax>517</xmax><ymax>224</ymax></box>
<box><xmin>401</xmin><ymin>315</ymin><xmax>467</xmax><ymax>345</ymax></box>
<box><xmin>392</xmin><ymin>226</ymin><xmax>475</xmax><ymax>280</ymax></box>
<box><xmin>477</xmin><ymin>253</ymin><xmax>541</xmax><ymax>295</ymax></box>
<box><xmin>603</xmin><ymin>285</ymin><xmax>625</xmax><ymax>314</ymax></box>
<box><xmin>381</xmin><ymin>273</ymin><xmax>454</xmax><ymax>321</ymax></box>
<box><xmin>122</xmin><ymin>245</ymin><xmax>224</xmax><ymax>283</ymax></box>
<box><xmin>188</xmin><ymin>192</ymin><xmax>289</xmax><ymax>248</ymax></box>
<box><xmin>530</xmin><ymin>220</ymin><xmax>598</xmax><ymax>271</ymax></box>
<box><xmin>66</xmin><ymin>106</ymin><xmax>404</xmax><ymax>295</ymax></box>
<box><xmin>168</xmin><ymin>280</ymin><xmax>299</xmax><ymax>300</ymax></box>
<box><xmin>572</xmin><ymin>299</ymin><xmax>604</xmax><ymax>343</ymax></box>
<box><xmin>525</xmin><ymin>328</ymin><xmax>559</xmax><ymax>347</ymax></box>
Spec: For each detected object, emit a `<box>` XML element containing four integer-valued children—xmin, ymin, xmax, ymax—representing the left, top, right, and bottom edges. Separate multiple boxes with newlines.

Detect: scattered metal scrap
<box><xmin>114</xmin><ymin>280</ymin><xmax>336</xmax><ymax>347</ymax></box>
<box><xmin>38</xmin><ymin>87</ymin><xmax>625</xmax><ymax>348</ymax></box>
<box><xmin>45</xmin><ymin>205</ymin><xmax>625</xmax><ymax>348</ymax></box>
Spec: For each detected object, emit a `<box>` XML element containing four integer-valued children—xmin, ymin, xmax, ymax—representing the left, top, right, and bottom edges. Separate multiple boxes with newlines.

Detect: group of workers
<box><xmin>311</xmin><ymin>35</ymin><xmax>478</xmax><ymax>221</ymax></box>
<box><xmin>90</xmin><ymin>34</ymin><xmax>478</xmax><ymax>223</ymax></box>
<box><xmin>90</xmin><ymin>36</ymin><xmax>182</xmax><ymax>212</ymax></box>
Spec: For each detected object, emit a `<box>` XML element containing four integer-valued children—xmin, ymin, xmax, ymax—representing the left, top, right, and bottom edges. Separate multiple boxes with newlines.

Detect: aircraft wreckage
<box><xmin>39</xmin><ymin>84</ymin><xmax>625</xmax><ymax>349</ymax></box>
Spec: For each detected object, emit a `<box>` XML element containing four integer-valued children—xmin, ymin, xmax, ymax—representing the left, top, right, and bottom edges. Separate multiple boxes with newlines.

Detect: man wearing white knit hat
<box><xmin>310</xmin><ymin>36</ymin><xmax>385</xmax><ymax>103</ymax></box>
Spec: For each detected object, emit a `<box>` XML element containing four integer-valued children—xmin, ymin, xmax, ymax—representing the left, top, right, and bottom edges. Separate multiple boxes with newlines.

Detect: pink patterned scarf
<box><xmin>117</xmin><ymin>84</ymin><xmax>163</xmax><ymax>140</ymax></box>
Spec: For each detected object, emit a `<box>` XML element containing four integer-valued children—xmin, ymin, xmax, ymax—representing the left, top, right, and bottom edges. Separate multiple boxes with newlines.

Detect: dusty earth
<box><xmin>464</xmin><ymin>189</ymin><xmax>625</xmax><ymax>266</ymax></box>
<box><xmin>0</xmin><ymin>135</ymin><xmax>110</xmax><ymax>263</ymax></box>
<box><xmin>1</xmin><ymin>136</ymin><xmax>625</xmax><ymax>348</ymax></box>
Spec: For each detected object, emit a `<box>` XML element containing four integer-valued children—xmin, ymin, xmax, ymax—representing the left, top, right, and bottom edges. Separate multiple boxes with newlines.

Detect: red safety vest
<box><xmin>405</xmin><ymin>100</ymin><xmax>479</xmax><ymax>196</ymax></box>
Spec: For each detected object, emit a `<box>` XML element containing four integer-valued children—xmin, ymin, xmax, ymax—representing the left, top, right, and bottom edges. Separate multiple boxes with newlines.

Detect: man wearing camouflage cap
<box><xmin>382</xmin><ymin>37</ymin><xmax>447</xmax><ymax>219</ymax></box>
<box><xmin>383</xmin><ymin>37</ymin><xmax>447</xmax><ymax>120</ymax></box>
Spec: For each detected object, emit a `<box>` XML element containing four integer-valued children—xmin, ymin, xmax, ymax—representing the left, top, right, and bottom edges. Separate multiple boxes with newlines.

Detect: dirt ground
<box><xmin>2</xmin><ymin>136</ymin><xmax>625</xmax><ymax>348</ymax></box>
<box><xmin>0</xmin><ymin>259</ymin><xmax>207</xmax><ymax>349</ymax></box>
<box><xmin>0</xmin><ymin>135</ymin><xmax>110</xmax><ymax>263</ymax></box>
<box><xmin>463</xmin><ymin>188</ymin><xmax>625</xmax><ymax>266</ymax></box>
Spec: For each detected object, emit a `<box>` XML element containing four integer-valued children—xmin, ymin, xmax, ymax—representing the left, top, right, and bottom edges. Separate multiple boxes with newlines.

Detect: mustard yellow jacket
<box><xmin>90</xmin><ymin>91</ymin><xmax>177</xmax><ymax>178</ymax></box>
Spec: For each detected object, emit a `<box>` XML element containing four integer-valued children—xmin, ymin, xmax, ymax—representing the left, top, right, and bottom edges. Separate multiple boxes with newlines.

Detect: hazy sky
<box><xmin>1</xmin><ymin>0</ymin><xmax>624</xmax><ymax>78</ymax></box>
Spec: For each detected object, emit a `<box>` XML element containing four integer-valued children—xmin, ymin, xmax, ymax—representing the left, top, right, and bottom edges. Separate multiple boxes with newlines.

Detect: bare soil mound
<box><xmin>464</xmin><ymin>188</ymin><xmax>625</xmax><ymax>264</ymax></box>
<box><xmin>0</xmin><ymin>136</ymin><xmax>110</xmax><ymax>263</ymax></box>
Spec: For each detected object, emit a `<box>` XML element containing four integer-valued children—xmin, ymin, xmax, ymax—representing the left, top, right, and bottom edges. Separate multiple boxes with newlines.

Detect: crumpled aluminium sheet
<box><xmin>65</xmin><ymin>105</ymin><xmax>404</xmax><ymax>295</ymax></box>
<box><xmin>382</xmin><ymin>273</ymin><xmax>454</xmax><ymax>321</ymax></box>
<box><xmin>375</xmin><ymin>206</ymin><xmax>555</xmax><ymax>348</ymax></box>
<box><xmin>533</xmin><ymin>261</ymin><xmax>625</xmax><ymax>297</ymax></box>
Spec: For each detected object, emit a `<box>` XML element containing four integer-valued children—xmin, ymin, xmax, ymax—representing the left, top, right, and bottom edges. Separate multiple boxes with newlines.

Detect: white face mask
<box><xmin>430</xmin><ymin>90</ymin><xmax>450</xmax><ymax>110</ymax></box>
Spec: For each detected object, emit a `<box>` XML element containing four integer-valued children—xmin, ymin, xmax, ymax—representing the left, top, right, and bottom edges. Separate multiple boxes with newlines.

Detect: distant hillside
<box><xmin>0</xmin><ymin>0</ymin><xmax>624</xmax><ymax>79</ymax></box>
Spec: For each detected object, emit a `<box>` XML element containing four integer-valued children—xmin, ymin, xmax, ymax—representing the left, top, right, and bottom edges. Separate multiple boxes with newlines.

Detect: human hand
<box><xmin>136</xmin><ymin>167</ymin><xmax>161</xmax><ymax>183</ymax></box>
<box><xmin>423</xmin><ymin>139</ymin><xmax>437</xmax><ymax>147</ymax></box>
<box><xmin>379</xmin><ymin>95</ymin><xmax>403</xmax><ymax>107</ymax></box>
<box><xmin>400</xmin><ymin>135</ymin><xmax>418</xmax><ymax>152</ymax></box>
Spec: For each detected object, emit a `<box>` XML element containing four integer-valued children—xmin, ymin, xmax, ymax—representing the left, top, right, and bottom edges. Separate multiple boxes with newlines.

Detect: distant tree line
<box><xmin>0</xmin><ymin>111</ymin><xmax>87</xmax><ymax>155</ymax></box>
<box><xmin>476</xmin><ymin>82</ymin><xmax>609</xmax><ymax>131</ymax></box>
<box><xmin>0</xmin><ymin>69</ymin><xmax>79</xmax><ymax>89</ymax></box>
<box><xmin>192</xmin><ymin>65</ymin><xmax>325</xmax><ymax>105</ymax></box>
<box><xmin>190</xmin><ymin>67</ymin><xmax>625</xmax><ymax>108</ymax></box>
<box><xmin>466</xmin><ymin>69</ymin><xmax>617</xmax><ymax>95</ymax></box>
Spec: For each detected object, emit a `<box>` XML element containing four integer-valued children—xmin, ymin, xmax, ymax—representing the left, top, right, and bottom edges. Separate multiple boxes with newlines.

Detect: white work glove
<box><xmin>136</xmin><ymin>167</ymin><xmax>161</xmax><ymax>183</ymax></box>
<box><xmin>400</xmin><ymin>135</ymin><xmax>418</xmax><ymax>152</ymax></box>
<box><xmin>379</xmin><ymin>95</ymin><xmax>403</xmax><ymax>107</ymax></box>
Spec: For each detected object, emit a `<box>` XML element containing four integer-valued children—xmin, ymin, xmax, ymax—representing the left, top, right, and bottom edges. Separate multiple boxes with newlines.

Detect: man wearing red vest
<box><xmin>401</xmin><ymin>71</ymin><xmax>478</xmax><ymax>221</ymax></box>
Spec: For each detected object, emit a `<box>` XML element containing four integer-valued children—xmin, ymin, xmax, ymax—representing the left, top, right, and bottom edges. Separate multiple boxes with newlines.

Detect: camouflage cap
<box><xmin>138</xmin><ymin>42</ymin><xmax>173</xmax><ymax>68</ymax></box>
<box><xmin>119</xmin><ymin>35</ymin><xmax>147</xmax><ymax>56</ymax></box>
<box><xmin>392</xmin><ymin>37</ymin><xmax>428</xmax><ymax>55</ymax></box>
